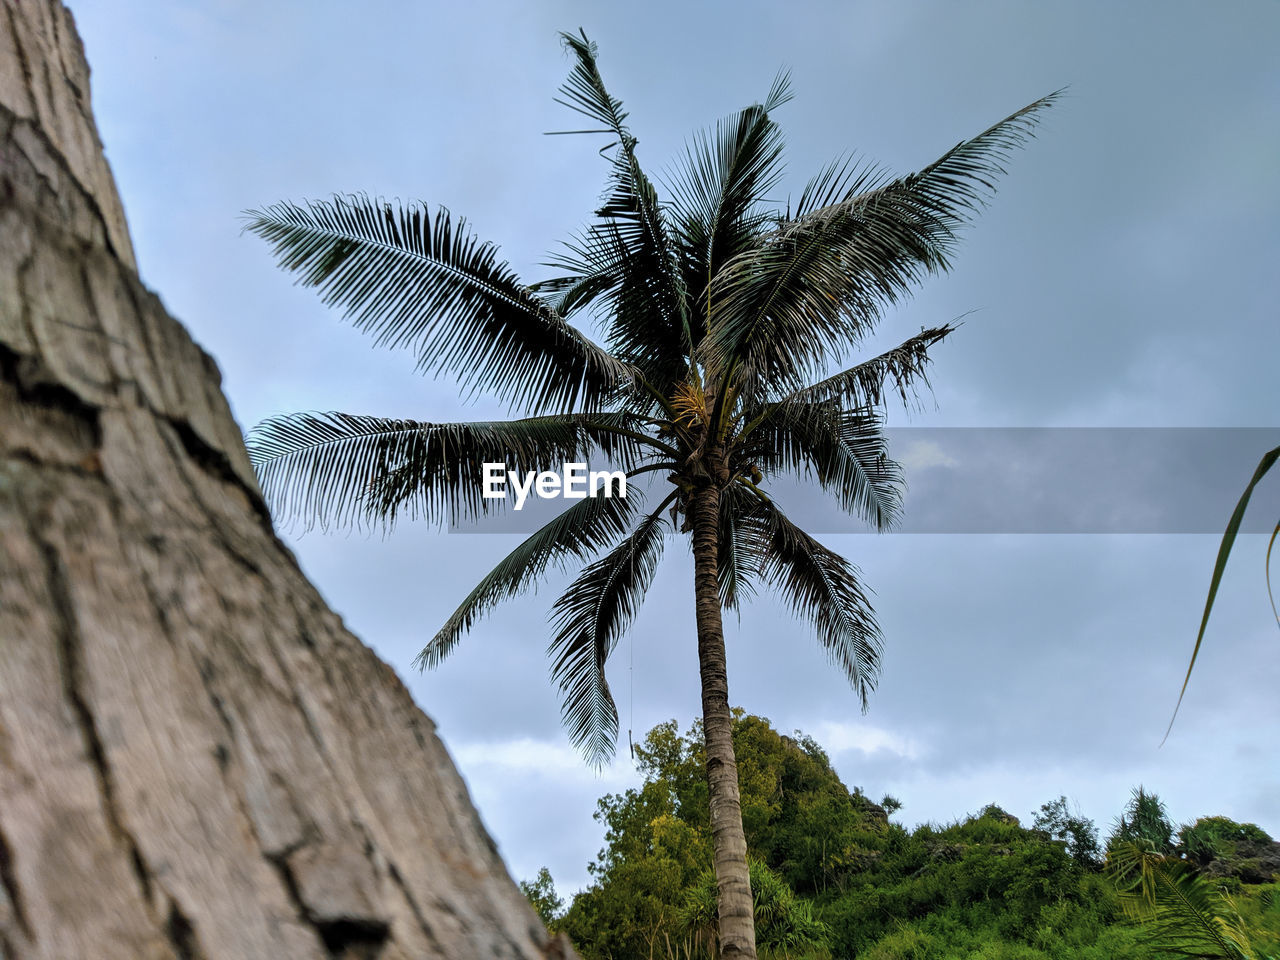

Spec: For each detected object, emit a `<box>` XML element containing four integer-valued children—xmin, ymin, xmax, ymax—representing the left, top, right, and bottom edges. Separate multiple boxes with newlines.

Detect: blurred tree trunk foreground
<box><xmin>0</xmin><ymin>3</ymin><xmax>573</xmax><ymax>957</ymax></box>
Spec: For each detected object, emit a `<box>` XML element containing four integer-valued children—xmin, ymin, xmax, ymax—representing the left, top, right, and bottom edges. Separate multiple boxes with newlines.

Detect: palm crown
<box><xmin>246</xmin><ymin>32</ymin><xmax>1055</xmax><ymax>767</ymax></box>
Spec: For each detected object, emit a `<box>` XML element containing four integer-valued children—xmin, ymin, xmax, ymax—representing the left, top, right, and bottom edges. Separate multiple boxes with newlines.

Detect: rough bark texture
<box><xmin>0</xmin><ymin>3</ymin><xmax>575</xmax><ymax>958</ymax></box>
<box><xmin>690</xmin><ymin>485</ymin><xmax>756</xmax><ymax>960</ymax></box>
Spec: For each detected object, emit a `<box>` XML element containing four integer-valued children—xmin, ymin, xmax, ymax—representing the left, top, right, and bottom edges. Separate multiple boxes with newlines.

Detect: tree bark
<box><xmin>0</xmin><ymin>3</ymin><xmax>574</xmax><ymax>958</ymax></box>
<box><xmin>690</xmin><ymin>485</ymin><xmax>757</xmax><ymax>960</ymax></box>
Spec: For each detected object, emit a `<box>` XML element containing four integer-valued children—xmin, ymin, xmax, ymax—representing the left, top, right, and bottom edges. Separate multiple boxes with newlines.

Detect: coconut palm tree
<box><xmin>244</xmin><ymin>31</ymin><xmax>1055</xmax><ymax>958</ymax></box>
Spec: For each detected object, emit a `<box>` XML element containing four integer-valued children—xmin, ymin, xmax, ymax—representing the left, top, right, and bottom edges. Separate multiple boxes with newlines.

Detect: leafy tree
<box><xmin>244</xmin><ymin>29</ymin><xmax>1055</xmax><ymax>957</ymax></box>
<box><xmin>562</xmin><ymin>715</ymin><xmax>885</xmax><ymax>956</ymax></box>
<box><xmin>1109</xmin><ymin>787</ymin><xmax>1176</xmax><ymax>857</ymax></box>
<box><xmin>1179</xmin><ymin>818</ymin><xmax>1274</xmax><ymax>870</ymax></box>
<box><xmin>560</xmin><ymin>786</ymin><xmax>711</xmax><ymax>959</ymax></box>
<box><xmin>625</xmin><ymin>714</ymin><xmax>888</xmax><ymax>895</ymax></box>
<box><xmin>1034</xmin><ymin>795</ymin><xmax>1103</xmax><ymax>868</ymax></box>
<box><xmin>520</xmin><ymin>867</ymin><xmax>564</xmax><ymax>927</ymax></box>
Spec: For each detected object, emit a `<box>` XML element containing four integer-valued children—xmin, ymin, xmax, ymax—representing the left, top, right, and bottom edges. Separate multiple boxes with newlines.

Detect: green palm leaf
<box><xmin>553</xmin><ymin>31</ymin><xmax>690</xmax><ymax>396</ymax></box>
<box><xmin>784</xmin><ymin>324</ymin><xmax>956</xmax><ymax>409</ymax></box>
<box><xmin>1165</xmin><ymin>444</ymin><xmax>1280</xmax><ymax>744</ymax></box>
<box><xmin>529</xmin><ymin>245</ymin><xmax>619</xmax><ymax>321</ymax></box>
<box><xmin>717</xmin><ymin>483</ymin><xmax>770</xmax><ymax>610</ymax></box>
<box><xmin>243</xmin><ymin>194</ymin><xmax>631</xmax><ymax>412</ymax></box>
<box><xmin>422</xmin><ymin>489</ymin><xmax>645</xmax><ymax>671</ymax></box>
<box><xmin>668</xmin><ymin>73</ymin><xmax>793</xmax><ymax>343</ymax></box>
<box><xmin>705</xmin><ymin>92</ymin><xmax>1060</xmax><ymax>396</ymax></box>
<box><xmin>1109</xmin><ymin>841</ymin><xmax>1256</xmax><ymax>959</ymax></box>
<box><xmin>542</xmin><ymin>221</ymin><xmax>687</xmax><ymax>400</ymax></box>
<box><xmin>752</xmin><ymin>497</ymin><xmax>883</xmax><ymax>707</ymax></box>
<box><xmin>744</xmin><ymin>403</ymin><xmax>902</xmax><ymax>530</ymax></box>
<box><xmin>246</xmin><ymin>411</ymin><xmax>652</xmax><ymax>530</ymax></box>
<box><xmin>789</xmin><ymin>154</ymin><xmax>889</xmax><ymax>221</ymax></box>
<box><xmin>547</xmin><ymin>494</ymin><xmax>674</xmax><ymax>765</ymax></box>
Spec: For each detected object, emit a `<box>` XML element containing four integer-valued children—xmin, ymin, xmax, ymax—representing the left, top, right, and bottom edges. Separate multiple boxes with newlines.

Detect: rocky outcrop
<box><xmin>1201</xmin><ymin>839</ymin><xmax>1280</xmax><ymax>885</ymax></box>
<box><xmin>0</xmin><ymin>3</ymin><xmax>572</xmax><ymax>957</ymax></box>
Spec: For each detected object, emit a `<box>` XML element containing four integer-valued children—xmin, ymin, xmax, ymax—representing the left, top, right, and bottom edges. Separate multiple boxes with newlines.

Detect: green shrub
<box><xmin>861</xmin><ymin>925</ymin><xmax>940</xmax><ymax>960</ymax></box>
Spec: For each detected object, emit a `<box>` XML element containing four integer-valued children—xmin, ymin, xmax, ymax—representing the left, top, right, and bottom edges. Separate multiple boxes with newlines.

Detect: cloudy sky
<box><xmin>71</xmin><ymin>1</ymin><xmax>1278</xmax><ymax>897</ymax></box>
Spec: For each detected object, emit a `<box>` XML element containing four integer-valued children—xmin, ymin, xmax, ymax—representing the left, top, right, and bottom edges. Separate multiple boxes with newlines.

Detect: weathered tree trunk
<box><xmin>0</xmin><ymin>3</ymin><xmax>573</xmax><ymax>958</ymax></box>
<box><xmin>689</xmin><ymin>485</ymin><xmax>756</xmax><ymax>960</ymax></box>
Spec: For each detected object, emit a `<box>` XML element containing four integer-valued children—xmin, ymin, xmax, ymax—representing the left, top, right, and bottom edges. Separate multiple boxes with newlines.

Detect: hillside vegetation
<box><xmin>523</xmin><ymin>714</ymin><xmax>1280</xmax><ymax>959</ymax></box>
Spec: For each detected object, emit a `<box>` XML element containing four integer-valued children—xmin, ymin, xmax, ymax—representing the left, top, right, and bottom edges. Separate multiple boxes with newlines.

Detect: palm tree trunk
<box><xmin>690</xmin><ymin>484</ymin><xmax>757</xmax><ymax>959</ymax></box>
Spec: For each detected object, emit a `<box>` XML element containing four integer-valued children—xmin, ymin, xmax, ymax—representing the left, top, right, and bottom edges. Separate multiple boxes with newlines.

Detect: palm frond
<box><xmin>542</xmin><ymin>221</ymin><xmax>687</xmax><ymax>402</ymax></box>
<box><xmin>789</xmin><ymin>154</ymin><xmax>889</xmax><ymax>221</ymax></box>
<box><xmin>528</xmin><ymin>255</ymin><xmax>618</xmax><ymax>321</ymax></box>
<box><xmin>749</xmin><ymin>498</ymin><xmax>883</xmax><ymax>707</ymax></box>
<box><xmin>547</xmin><ymin>493</ymin><xmax>674</xmax><ymax>765</ymax></box>
<box><xmin>553</xmin><ymin>29</ymin><xmax>632</xmax><ymax>136</ymax></box>
<box><xmin>783</xmin><ymin>324</ymin><xmax>956</xmax><ymax>410</ymax></box>
<box><xmin>717</xmin><ymin>483</ymin><xmax>770</xmax><ymax>609</ymax></box>
<box><xmin>743</xmin><ymin>403</ymin><xmax>902</xmax><ymax>530</ymax></box>
<box><xmin>421</xmin><ymin>489</ymin><xmax>644</xmax><ymax>671</ymax></box>
<box><xmin>246</xmin><ymin>411</ymin><xmax>651</xmax><ymax>530</ymax></box>
<box><xmin>551</xmin><ymin>32</ymin><xmax>690</xmax><ymax>397</ymax></box>
<box><xmin>1108</xmin><ymin>842</ymin><xmax>1254</xmax><ymax>959</ymax></box>
<box><xmin>705</xmin><ymin>92</ymin><xmax>1060</xmax><ymax>395</ymax></box>
<box><xmin>243</xmin><ymin>194</ymin><xmax>631</xmax><ymax>413</ymax></box>
<box><xmin>1165</xmin><ymin>444</ymin><xmax>1280</xmax><ymax>744</ymax></box>
<box><xmin>667</xmin><ymin>75</ymin><xmax>791</xmax><ymax>341</ymax></box>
